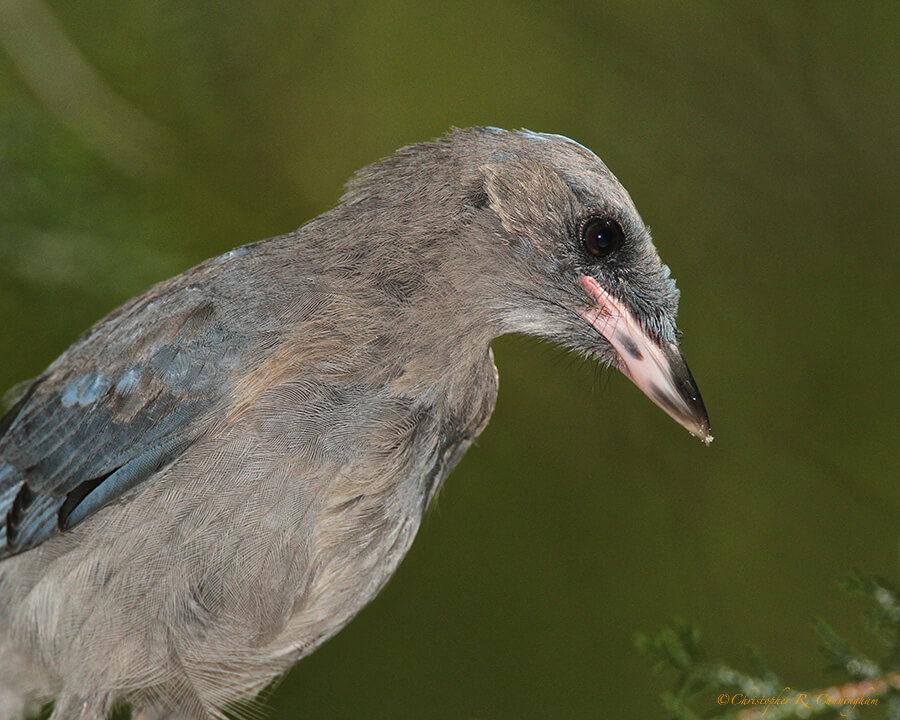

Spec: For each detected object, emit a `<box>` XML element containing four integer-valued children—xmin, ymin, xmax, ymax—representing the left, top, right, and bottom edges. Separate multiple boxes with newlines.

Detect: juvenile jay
<box><xmin>0</xmin><ymin>127</ymin><xmax>710</xmax><ymax>720</ymax></box>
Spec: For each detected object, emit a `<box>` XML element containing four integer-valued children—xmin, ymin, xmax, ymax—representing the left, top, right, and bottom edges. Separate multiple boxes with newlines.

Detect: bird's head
<box><xmin>340</xmin><ymin>127</ymin><xmax>711</xmax><ymax>442</ymax></box>
<box><xmin>467</xmin><ymin>127</ymin><xmax>710</xmax><ymax>442</ymax></box>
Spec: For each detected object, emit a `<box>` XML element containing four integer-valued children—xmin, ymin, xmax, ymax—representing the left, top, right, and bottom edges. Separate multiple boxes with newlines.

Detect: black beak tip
<box><xmin>690</xmin><ymin>394</ymin><xmax>713</xmax><ymax>445</ymax></box>
<box><xmin>663</xmin><ymin>344</ymin><xmax>713</xmax><ymax>445</ymax></box>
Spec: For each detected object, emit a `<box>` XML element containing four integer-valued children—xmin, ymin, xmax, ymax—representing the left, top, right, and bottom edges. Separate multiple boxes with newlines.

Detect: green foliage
<box><xmin>637</xmin><ymin>571</ymin><xmax>900</xmax><ymax>719</ymax></box>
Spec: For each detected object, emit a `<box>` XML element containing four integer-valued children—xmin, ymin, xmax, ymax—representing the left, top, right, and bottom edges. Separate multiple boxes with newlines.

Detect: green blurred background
<box><xmin>0</xmin><ymin>1</ymin><xmax>897</xmax><ymax>717</ymax></box>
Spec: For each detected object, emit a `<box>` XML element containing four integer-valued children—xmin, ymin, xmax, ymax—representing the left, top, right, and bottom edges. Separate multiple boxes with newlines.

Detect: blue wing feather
<box><xmin>0</xmin><ymin>257</ymin><xmax>265</xmax><ymax>558</ymax></box>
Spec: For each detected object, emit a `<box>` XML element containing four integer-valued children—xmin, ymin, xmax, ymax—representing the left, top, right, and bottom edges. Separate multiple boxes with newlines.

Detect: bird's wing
<box><xmin>0</xmin><ymin>263</ymin><xmax>261</xmax><ymax>558</ymax></box>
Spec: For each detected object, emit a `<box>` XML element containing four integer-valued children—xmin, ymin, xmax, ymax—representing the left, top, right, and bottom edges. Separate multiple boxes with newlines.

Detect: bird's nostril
<box><xmin>617</xmin><ymin>334</ymin><xmax>643</xmax><ymax>361</ymax></box>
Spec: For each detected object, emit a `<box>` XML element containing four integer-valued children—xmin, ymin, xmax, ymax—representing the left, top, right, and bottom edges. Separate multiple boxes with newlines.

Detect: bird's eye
<box><xmin>581</xmin><ymin>217</ymin><xmax>624</xmax><ymax>258</ymax></box>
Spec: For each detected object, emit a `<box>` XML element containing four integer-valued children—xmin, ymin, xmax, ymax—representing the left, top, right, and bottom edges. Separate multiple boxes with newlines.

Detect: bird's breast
<box><xmin>269</xmin><ymin>350</ymin><xmax>499</xmax><ymax>656</ymax></box>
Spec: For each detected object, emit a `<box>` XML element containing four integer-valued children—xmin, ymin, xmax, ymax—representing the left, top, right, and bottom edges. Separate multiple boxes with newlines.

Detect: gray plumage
<box><xmin>0</xmin><ymin>127</ymin><xmax>709</xmax><ymax>720</ymax></box>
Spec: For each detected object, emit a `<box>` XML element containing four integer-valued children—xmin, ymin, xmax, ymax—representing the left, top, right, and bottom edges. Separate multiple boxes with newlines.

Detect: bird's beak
<box><xmin>579</xmin><ymin>276</ymin><xmax>712</xmax><ymax>444</ymax></box>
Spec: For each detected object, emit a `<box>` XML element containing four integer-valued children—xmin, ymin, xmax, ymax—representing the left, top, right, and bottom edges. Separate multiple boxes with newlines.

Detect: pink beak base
<box><xmin>578</xmin><ymin>276</ymin><xmax>712</xmax><ymax>444</ymax></box>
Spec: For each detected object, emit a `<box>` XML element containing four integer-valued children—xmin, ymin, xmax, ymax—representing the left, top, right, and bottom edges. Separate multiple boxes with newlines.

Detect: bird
<box><xmin>0</xmin><ymin>127</ymin><xmax>710</xmax><ymax>720</ymax></box>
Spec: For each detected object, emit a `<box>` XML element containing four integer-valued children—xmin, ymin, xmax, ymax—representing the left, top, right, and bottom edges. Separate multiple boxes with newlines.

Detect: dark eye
<box><xmin>581</xmin><ymin>217</ymin><xmax>624</xmax><ymax>258</ymax></box>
